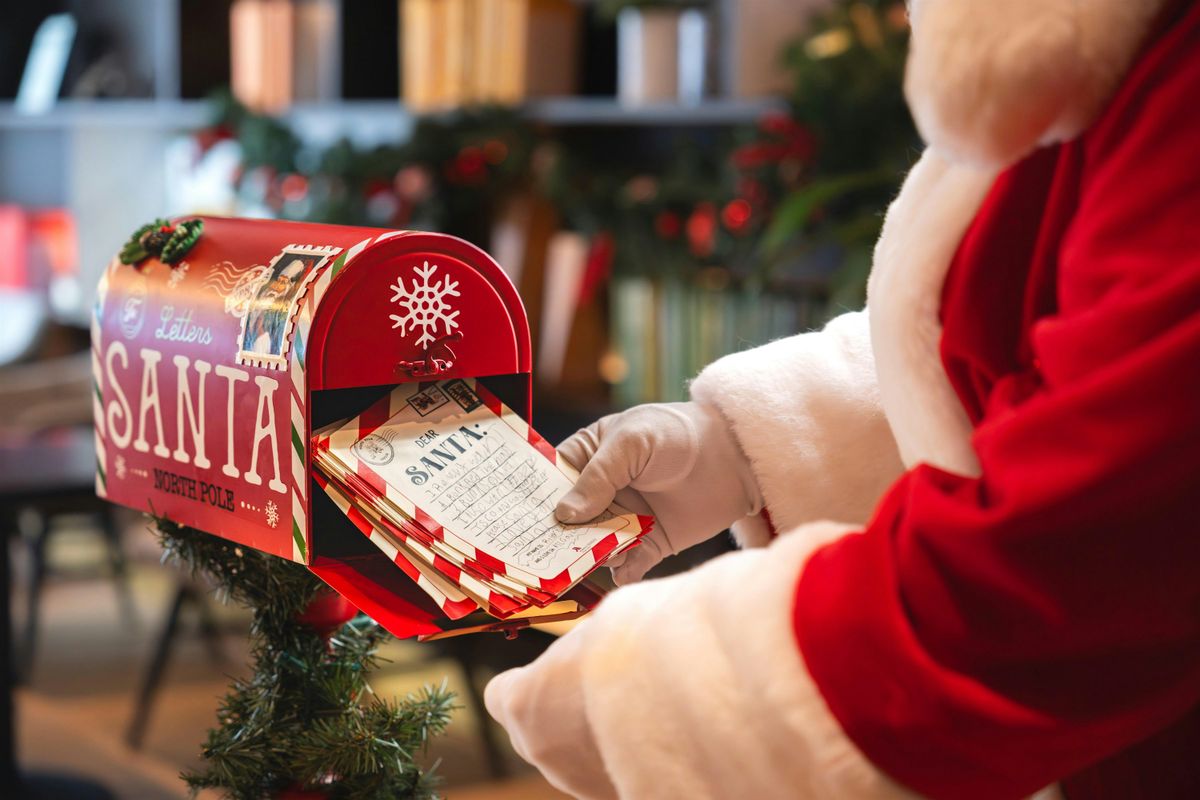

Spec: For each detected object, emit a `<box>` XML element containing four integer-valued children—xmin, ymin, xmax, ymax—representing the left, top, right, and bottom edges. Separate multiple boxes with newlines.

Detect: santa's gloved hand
<box><xmin>555</xmin><ymin>401</ymin><xmax>762</xmax><ymax>585</ymax></box>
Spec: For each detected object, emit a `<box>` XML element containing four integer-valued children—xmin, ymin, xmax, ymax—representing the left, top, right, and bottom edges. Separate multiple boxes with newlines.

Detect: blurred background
<box><xmin>0</xmin><ymin>0</ymin><xmax>916</xmax><ymax>797</ymax></box>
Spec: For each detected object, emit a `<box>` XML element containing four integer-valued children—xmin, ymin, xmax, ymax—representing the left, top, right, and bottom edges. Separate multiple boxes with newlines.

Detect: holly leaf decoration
<box><xmin>118</xmin><ymin>219</ymin><xmax>168</xmax><ymax>265</ymax></box>
<box><xmin>119</xmin><ymin>217</ymin><xmax>204</xmax><ymax>265</ymax></box>
<box><xmin>161</xmin><ymin>218</ymin><xmax>204</xmax><ymax>264</ymax></box>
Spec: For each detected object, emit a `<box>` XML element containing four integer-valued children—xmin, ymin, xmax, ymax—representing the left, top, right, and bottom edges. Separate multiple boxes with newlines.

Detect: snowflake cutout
<box><xmin>114</xmin><ymin>454</ymin><xmax>127</xmax><ymax>481</ymax></box>
<box><xmin>167</xmin><ymin>261</ymin><xmax>189</xmax><ymax>289</ymax></box>
<box><xmin>265</xmin><ymin>500</ymin><xmax>279</xmax><ymax>529</ymax></box>
<box><xmin>389</xmin><ymin>261</ymin><xmax>461</xmax><ymax>349</ymax></box>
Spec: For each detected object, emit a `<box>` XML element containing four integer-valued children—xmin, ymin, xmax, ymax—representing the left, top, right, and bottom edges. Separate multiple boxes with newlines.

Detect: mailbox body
<box><xmin>92</xmin><ymin>217</ymin><xmax>531</xmax><ymax>634</ymax></box>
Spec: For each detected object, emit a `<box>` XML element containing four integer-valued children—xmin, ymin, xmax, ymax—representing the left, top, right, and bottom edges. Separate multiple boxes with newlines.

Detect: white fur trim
<box><xmin>906</xmin><ymin>0</ymin><xmax>1167</xmax><ymax>167</ymax></box>
<box><xmin>690</xmin><ymin>311</ymin><xmax>904</xmax><ymax>538</ymax></box>
<box><xmin>488</xmin><ymin>521</ymin><xmax>917</xmax><ymax>799</ymax></box>
<box><xmin>867</xmin><ymin>151</ymin><xmax>998</xmax><ymax>477</ymax></box>
<box><xmin>730</xmin><ymin>510</ymin><xmax>774</xmax><ymax>549</ymax></box>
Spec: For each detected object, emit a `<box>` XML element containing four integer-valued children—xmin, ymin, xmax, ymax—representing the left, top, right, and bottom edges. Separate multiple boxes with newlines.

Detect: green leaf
<box><xmin>760</xmin><ymin>169</ymin><xmax>895</xmax><ymax>256</ymax></box>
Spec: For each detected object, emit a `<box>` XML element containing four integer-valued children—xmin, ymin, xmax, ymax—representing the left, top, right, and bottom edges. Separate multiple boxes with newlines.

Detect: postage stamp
<box><xmin>407</xmin><ymin>384</ymin><xmax>451</xmax><ymax>417</ymax></box>
<box><xmin>443</xmin><ymin>379</ymin><xmax>483</xmax><ymax>413</ymax></box>
<box><xmin>236</xmin><ymin>244</ymin><xmax>341</xmax><ymax>370</ymax></box>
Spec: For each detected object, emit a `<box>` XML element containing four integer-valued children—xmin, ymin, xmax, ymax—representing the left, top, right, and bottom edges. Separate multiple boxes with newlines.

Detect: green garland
<box><xmin>153</xmin><ymin>516</ymin><xmax>455</xmax><ymax>800</ymax></box>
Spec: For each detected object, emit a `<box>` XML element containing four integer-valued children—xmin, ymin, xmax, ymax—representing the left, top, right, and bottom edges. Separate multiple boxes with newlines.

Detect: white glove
<box><xmin>555</xmin><ymin>401</ymin><xmax>763</xmax><ymax>585</ymax></box>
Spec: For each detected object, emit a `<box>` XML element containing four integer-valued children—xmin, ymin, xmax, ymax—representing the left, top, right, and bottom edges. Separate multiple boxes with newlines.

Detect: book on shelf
<box><xmin>401</xmin><ymin>0</ymin><xmax>437</xmax><ymax>109</ymax></box>
<box><xmin>16</xmin><ymin>13</ymin><xmax>76</xmax><ymax>114</ymax></box>
<box><xmin>514</xmin><ymin>0</ymin><xmax>580</xmax><ymax>99</ymax></box>
<box><xmin>676</xmin><ymin>8</ymin><xmax>710</xmax><ymax>105</ymax></box>
<box><xmin>609</xmin><ymin>274</ymin><xmax>819</xmax><ymax>406</ymax></box>
<box><xmin>615</xmin><ymin>5</ymin><xmax>709</xmax><ymax>106</ymax></box>
<box><xmin>312</xmin><ymin>377</ymin><xmax>652</xmax><ymax>639</ymax></box>
<box><xmin>401</xmin><ymin>0</ymin><xmax>579</xmax><ymax>110</ymax></box>
<box><xmin>293</xmin><ymin>0</ymin><xmax>341</xmax><ymax>102</ymax></box>
<box><xmin>438</xmin><ymin>0</ymin><xmax>471</xmax><ymax>106</ymax></box>
<box><xmin>536</xmin><ymin>230</ymin><xmax>588</xmax><ymax>385</ymax></box>
<box><xmin>727</xmin><ymin>0</ymin><xmax>824</xmax><ymax>97</ymax></box>
<box><xmin>231</xmin><ymin>0</ymin><xmax>293</xmax><ymax>112</ymax></box>
<box><xmin>616</xmin><ymin>6</ymin><xmax>680</xmax><ymax>105</ymax></box>
<box><xmin>231</xmin><ymin>0</ymin><xmax>341</xmax><ymax>112</ymax></box>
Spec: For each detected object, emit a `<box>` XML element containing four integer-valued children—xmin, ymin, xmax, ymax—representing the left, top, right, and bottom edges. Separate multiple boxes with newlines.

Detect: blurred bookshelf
<box><xmin>0</xmin><ymin>0</ymin><xmax>893</xmax><ymax>411</ymax></box>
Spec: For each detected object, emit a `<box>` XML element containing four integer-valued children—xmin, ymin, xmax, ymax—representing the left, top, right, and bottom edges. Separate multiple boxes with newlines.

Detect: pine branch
<box><xmin>152</xmin><ymin>516</ymin><xmax>455</xmax><ymax>799</ymax></box>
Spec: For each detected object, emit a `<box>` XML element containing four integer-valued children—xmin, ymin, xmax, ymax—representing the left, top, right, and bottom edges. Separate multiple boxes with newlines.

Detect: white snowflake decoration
<box><xmin>167</xmin><ymin>261</ymin><xmax>189</xmax><ymax>289</ymax></box>
<box><xmin>114</xmin><ymin>454</ymin><xmax>127</xmax><ymax>481</ymax></box>
<box><xmin>389</xmin><ymin>261</ymin><xmax>461</xmax><ymax>348</ymax></box>
<box><xmin>265</xmin><ymin>500</ymin><xmax>279</xmax><ymax>529</ymax></box>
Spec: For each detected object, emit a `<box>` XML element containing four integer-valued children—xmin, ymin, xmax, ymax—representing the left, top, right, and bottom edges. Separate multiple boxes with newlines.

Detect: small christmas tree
<box><xmin>153</xmin><ymin>516</ymin><xmax>454</xmax><ymax>800</ymax></box>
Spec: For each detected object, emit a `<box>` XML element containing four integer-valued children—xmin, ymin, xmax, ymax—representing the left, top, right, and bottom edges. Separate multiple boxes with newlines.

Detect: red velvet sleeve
<box><xmin>793</xmin><ymin>10</ymin><xmax>1200</xmax><ymax>800</ymax></box>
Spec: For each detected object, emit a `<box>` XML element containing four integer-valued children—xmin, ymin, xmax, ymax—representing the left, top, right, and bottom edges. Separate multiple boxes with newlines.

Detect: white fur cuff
<box><xmin>690</xmin><ymin>311</ymin><xmax>903</xmax><ymax>536</ymax></box>
<box><xmin>579</xmin><ymin>522</ymin><xmax>916</xmax><ymax>799</ymax></box>
<box><xmin>730</xmin><ymin>510</ymin><xmax>774</xmax><ymax>548</ymax></box>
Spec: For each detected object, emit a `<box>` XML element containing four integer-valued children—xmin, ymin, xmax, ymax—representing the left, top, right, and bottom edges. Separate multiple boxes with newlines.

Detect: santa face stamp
<box><xmin>236</xmin><ymin>244</ymin><xmax>340</xmax><ymax>370</ymax></box>
<box><xmin>444</xmin><ymin>379</ymin><xmax>482</xmax><ymax>412</ymax></box>
<box><xmin>407</xmin><ymin>384</ymin><xmax>450</xmax><ymax>417</ymax></box>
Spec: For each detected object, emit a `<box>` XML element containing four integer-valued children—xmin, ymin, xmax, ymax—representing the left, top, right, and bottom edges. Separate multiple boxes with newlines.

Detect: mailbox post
<box><xmin>93</xmin><ymin>217</ymin><xmax>532</xmax><ymax>637</ymax></box>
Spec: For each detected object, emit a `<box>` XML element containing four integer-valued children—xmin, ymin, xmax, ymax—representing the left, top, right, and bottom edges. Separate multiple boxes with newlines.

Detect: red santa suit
<box><xmin>484</xmin><ymin>1</ymin><xmax>1200</xmax><ymax>797</ymax></box>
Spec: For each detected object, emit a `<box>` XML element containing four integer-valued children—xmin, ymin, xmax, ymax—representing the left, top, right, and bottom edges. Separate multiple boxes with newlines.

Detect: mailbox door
<box><xmin>304</xmin><ymin>232</ymin><xmax>532</xmax><ymax>393</ymax></box>
<box><xmin>299</xmin><ymin>232</ymin><xmax>533</xmax><ymax>635</ymax></box>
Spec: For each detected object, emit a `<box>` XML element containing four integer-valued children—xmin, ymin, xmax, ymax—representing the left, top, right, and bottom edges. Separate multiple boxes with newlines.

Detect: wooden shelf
<box><xmin>522</xmin><ymin>96</ymin><xmax>783</xmax><ymax>126</ymax></box>
<box><xmin>0</xmin><ymin>96</ymin><xmax>783</xmax><ymax>137</ymax></box>
<box><xmin>0</xmin><ymin>100</ymin><xmax>414</xmax><ymax>148</ymax></box>
<box><xmin>0</xmin><ymin>100</ymin><xmax>211</xmax><ymax>131</ymax></box>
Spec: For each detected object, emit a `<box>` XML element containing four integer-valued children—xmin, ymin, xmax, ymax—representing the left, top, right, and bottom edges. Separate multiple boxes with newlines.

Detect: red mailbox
<box><xmin>92</xmin><ymin>217</ymin><xmax>533</xmax><ymax>636</ymax></box>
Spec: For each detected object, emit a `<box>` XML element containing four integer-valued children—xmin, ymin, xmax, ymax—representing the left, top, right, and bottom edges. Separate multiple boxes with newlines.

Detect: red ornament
<box><xmin>721</xmin><ymin>198</ymin><xmax>753</xmax><ymax>234</ymax></box>
<box><xmin>280</xmin><ymin>173</ymin><xmax>310</xmax><ymax>203</ymax></box>
<box><xmin>759</xmin><ymin>112</ymin><xmax>804</xmax><ymax>137</ymax></box>
<box><xmin>483</xmin><ymin>138</ymin><xmax>509</xmax><ymax>164</ymax></box>
<box><xmin>686</xmin><ymin>203</ymin><xmax>717</xmax><ymax>258</ymax></box>
<box><xmin>296</xmin><ymin>589</ymin><xmax>358</xmax><ymax>636</ymax></box>
<box><xmin>654</xmin><ymin>210</ymin><xmax>682</xmax><ymax>239</ymax></box>
<box><xmin>451</xmin><ymin>146</ymin><xmax>488</xmax><ymax>184</ymax></box>
<box><xmin>733</xmin><ymin>115</ymin><xmax>816</xmax><ymax>169</ymax></box>
<box><xmin>732</xmin><ymin>142</ymin><xmax>789</xmax><ymax>169</ymax></box>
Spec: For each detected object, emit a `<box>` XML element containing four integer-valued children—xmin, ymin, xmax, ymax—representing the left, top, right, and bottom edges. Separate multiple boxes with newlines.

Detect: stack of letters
<box><xmin>312</xmin><ymin>378</ymin><xmax>651</xmax><ymax>637</ymax></box>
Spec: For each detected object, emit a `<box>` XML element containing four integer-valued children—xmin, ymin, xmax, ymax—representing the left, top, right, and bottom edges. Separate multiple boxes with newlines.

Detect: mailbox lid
<box><xmin>304</xmin><ymin>232</ymin><xmax>532</xmax><ymax>391</ymax></box>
